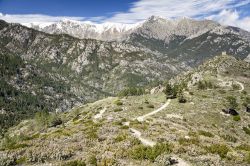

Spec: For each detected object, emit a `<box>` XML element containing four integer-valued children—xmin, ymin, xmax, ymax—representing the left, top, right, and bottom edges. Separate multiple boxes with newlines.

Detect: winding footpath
<box><xmin>217</xmin><ymin>76</ymin><xmax>244</xmax><ymax>92</ymax></box>
<box><xmin>93</xmin><ymin>107</ymin><xmax>107</xmax><ymax>119</ymax></box>
<box><xmin>234</xmin><ymin>81</ymin><xmax>244</xmax><ymax>92</ymax></box>
<box><xmin>125</xmin><ymin>99</ymin><xmax>171</xmax><ymax>147</ymax></box>
<box><xmin>137</xmin><ymin>99</ymin><xmax>171</xmax><ymax>122</ymax></box>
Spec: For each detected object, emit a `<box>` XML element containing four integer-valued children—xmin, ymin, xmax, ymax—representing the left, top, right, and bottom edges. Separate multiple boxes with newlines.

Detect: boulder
<box><xmin>222</xmin><ymin>109</ymin><xmax>239</xmax><ymax>116</ymax></box>
<box><xmin>229</xmin><ymin>109</ymin><xmax>239</xmax><ymax>116</ymax></box>
<box><xmin>246</xmin><ymin>107</ymin><xmax>250</xmax><ymax>113</ymax></box>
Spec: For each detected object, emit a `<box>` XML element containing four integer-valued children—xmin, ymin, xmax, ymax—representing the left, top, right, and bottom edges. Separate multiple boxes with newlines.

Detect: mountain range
<box><xmin>0</xmin><ymin>15</ymin><xmax>250</xmax><ymax>135</ymax></box>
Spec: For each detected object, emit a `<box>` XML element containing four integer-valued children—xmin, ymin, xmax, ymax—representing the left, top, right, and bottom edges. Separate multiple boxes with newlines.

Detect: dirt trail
<box><xmin>130</xmin><ymin>128</ymin><xmax>156</xmax><ymax>147</ymax></box>
<box><xmin>137</xmin><ymin>99</ymin><xmax>171</xmax><ymax>122</ymax></box>
<box><xmin>235</xmin><ymin>81</ymin><xmax>244</xmax><ymax>92</ymax></box>
<box><xmin>217</xmin><ymin>76</ymin><xmax>244</xmax><ymax>92</ymax></box>
<box><xmin>124</xmin><ymin>99</ymin><xmax>171</xmax><ymax>147</ymax></box>
<box><xmin>93</xmin><ymin>108</ymin><xmax>106</xmax><ymax>119</ymax></box>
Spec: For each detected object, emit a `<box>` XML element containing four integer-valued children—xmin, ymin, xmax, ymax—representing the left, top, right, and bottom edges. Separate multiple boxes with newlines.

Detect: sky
<box><xmin>0</xmin><ymin>0</ymin><xmax>250</xmax><ymax>31</ymax></box>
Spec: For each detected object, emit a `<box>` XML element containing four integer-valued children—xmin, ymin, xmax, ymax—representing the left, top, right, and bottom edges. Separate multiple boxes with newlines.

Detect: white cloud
<box><xmin>0</xmin><ymin>13</ymin><xmax>85</xmax><ymax>24</ymax></box>
<box><xmin>206</xmin><ymin>10</ymin><xmax>250</xmax><ymax>31</ymax></box>
<box><xmin>0</xmin><ymin>0</ymin><xmax>250</xmax><ymax>31</ymax></box>
<box><xmin>106</xmin><ymin>0</ymin><xmax>250</xmax><ymax>23</ymax></box>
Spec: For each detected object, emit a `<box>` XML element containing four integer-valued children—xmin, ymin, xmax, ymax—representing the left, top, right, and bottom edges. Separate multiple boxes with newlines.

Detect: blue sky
<box><xmin>0</xmin><ymin>0</ymin><xmax>134</xmax><ymax>18</ymax></box>
<box><xmin>0</xmin><ymin>0</ymin><xmax>250</xmax><ymax>31</ymax></box>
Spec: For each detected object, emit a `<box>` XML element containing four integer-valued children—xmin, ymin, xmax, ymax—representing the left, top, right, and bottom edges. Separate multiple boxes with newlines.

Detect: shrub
<box><xmin>236</xmin><ymin>144</ymin><xmax>250</xmax><ymax>151</ymax></box>
<box><xmin>243</xmin><ymin>96</ymin><xmax>250</xmax><ymax>107</ymax></box>
<box><xmin>35</xmin><ymin>110</ymin><xmax>50</xmax><ymax>128</ymax></box>
<box><xmin>233</xmin><ymin>115</ymin><xmax>241</xmax><ymax>121</ymax></box>
<box><xmin>0</xmin><ymin>135</ymin><xmax>29</xmax><ymax>150</ymax></box>
<box><xmin>147</xmin><ymin>104</ymin><xmax>155</xmax><ymax>108</ymax></box>
<box><xmin>178</xmin><ymin>137</ymin><xmax>199</xmax><ymax>146</ymax></box>
<box><xmin>85</xmin><ymin>126</ymin><xmax>99</xmax><ymax>140</ymax></box>
<box><xmin>198</xmin><ymin>130</ymin><xmax>214</xmax><ymax>137</ymax></box>
<box><xmin>114</xmin><ymin>134</ymin><xmax>127</xmax><ymax>142</ymax></box>
<box><xmin>138</xmin><ymin>106</ymin><xmax>143</xmax><ymax>109</ymax></box>
<box><xmin>120</xmin><ymin>125</ymin><xmax>129</xmax><ymax>130</ymax></box>
<box><xmin>113</xmin><ymin>108</ymin><xmax>123</xmax><ymax>112</ymax></box>
<box><xmin>225</xmin><ymin>96</ymin><xmax>238</xmax><ymax>109</ymax></box>
<box><xmin>130</xmin><ymin>138</ymin><xmax>141</xmax><ymax>146</ymax></box>
<box><xmin>246</xmin><ymin>152</ymin><xmax>250</xmax><ymax>164</ymax></box>
<box><xmin>88</xmin><ymin>155</ymin><xmax>97</xmax><ymax>166</ymax></box>
<box><xmin>49</xmin><ymin>114</ymin><xmax>63</xmax><ymax>127</ymax></box>
<box><xmin>221</xmin><ymin>134</ymin><xmax>237</xmax><ymax>143</ymax></box>
<box><xmin>205</xmin><ymin>144</ymin><xmax>230</xmax><ymax>158</ymax></box>
<box><xmin>163</xmin><ymin>83</ymin><xmax>179</xmax><ymax>99</ymax></box>
<box><xmin>114</xmin><ymin>100</ymin><xmax>123</xmax><ymax>106</ymax></box>
<box><xmin>15</xmin><ymin>157</ymin><xmax>27</xmax><ymax>165</ymax></box>
<box><xmin>63</xmin><ymin>160</ymin><xmax>86</xmax><ymax>166</ymax></box>
<box><xmin>129</xmin><ymin>143</ymin><xmax>172</xmax><ymax>162</ymax></box>
<box><xmin>243</xmin><ymin>127</ymin><xmax>250</xmax><ymax>135</ymax></box>
<box><xmin>232</xmin><ymin>83</ymin><xmax>240</xmax><ymax>90</ymax></box>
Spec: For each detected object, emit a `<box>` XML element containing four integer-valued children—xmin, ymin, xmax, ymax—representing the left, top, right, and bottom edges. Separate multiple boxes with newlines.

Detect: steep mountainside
<box><xmin>1</xmin><ymin>18</ymin><xmax>250</xmax><ymax>134</ymax></box>
<box><xmin>1</xmin><ymin>55</ymin><xmax>250</xmax><ymax>166</ymax></box>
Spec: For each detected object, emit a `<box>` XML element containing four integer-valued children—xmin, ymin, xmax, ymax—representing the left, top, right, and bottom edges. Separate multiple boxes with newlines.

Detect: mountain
<box><xmin>1</xmin><ymin>55</ymin><xmax>250</xmax><ymax>165</ymax></box>
<box><xmin>26</xmin><ymin>16</ymin><xmax>250</xmax><ymax>61</ymax></box>
<box><xmin>25</xmin><ymin>19</ymin><xmax>140</xmax><ymax>41</ymax></box>
<box><xmin>0</xmin><ymin>16</ymin><xmax>250</xmax><ymax>135</ymax></box>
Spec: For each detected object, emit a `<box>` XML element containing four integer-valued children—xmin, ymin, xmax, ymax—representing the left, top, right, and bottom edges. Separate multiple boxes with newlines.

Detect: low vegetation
<box><xmin>197</xmin><ymin>80</ymin><xmax>213</xmax><ymax>90</ymax></box>
<box><xmin>129</xmin><ymin>143</ymin><xmax>172</xmax><ymax>162</ymax></box>
<box><xmin>205</xmin><ymin>144</ymin><xmax>230</xmax><ymax>158</ymax></box>
<box><xmin>118</xmin><ymin>87</ymin><xmax>145</xmax><ymax>97</ymax></box>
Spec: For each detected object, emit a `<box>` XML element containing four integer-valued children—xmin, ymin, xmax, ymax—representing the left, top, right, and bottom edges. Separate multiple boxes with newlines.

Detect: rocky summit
<box><xmin>0</xmin><ymin>13</ymin><xmax>250</xmax><ymax>166</ymax></box>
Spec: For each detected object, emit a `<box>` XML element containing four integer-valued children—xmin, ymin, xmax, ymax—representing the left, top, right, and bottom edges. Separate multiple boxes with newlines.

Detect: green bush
<box><xmin>225</xmin><ymin>96</ymin><xmax>238</xmax><ymax>109</ymax></box>
<box><xmin>130</xmin><ymin>138</ymin><xmax>141</xmax><ymax>146</ymax></box>
<box><xmin>205</xmin><ymin>144</ymin><xmax>230</xmax><ymax>158</ymax></box>
<box><xmin>114</xmin><ymin>134</ymin><xmax>127</xmax><ymax>142</ymax></box>
<box><xmin>35</xmin><ymin>111</ymin><xmax>63</xmax><ymax>128</ymax></box>
<box><xmin>120</xmin><ymin>125</ymin><xmax>129</xmax><ymax>130</ymax></box>
<box><xmin>233</xmin><ymin>115</ymin><xmax>241</xmax><ymax>121</ymax></box>
<box><xmin>35</xmin><ymin>111</ymin><xmax>50</xmax><ymax>128</ymax></box>
<box><xmin>147</xmin><ymin>104</ymin><xmax>155</xmax><ymax>108</ymax></box>
<box><xmin>221</xmin><ymin>134</ymin><xmax>237</xmax><ymax>143</ymax></box>
<box><xmin>129</xmin><ymin>143</ymin><xmax>172</xmax><ymax>162</ymax></box>
<box><xmin>88</xmin><ymin>155</ymin><xmax>97</xmax><ymax>166</ymax></box>
<box><xmin>198</xmin><ymin>130</ymin><xmax>214</xmax><ymax>137</ymax></box>
<box><xmin>0</xmin><ymin>135</ymin><xmax>29</xmax><ymax>150</ymax></box>
<box><xmin>236</xmin><ymin>144</ymin><xmax>250</xmax><ymax>151</ymax></box>
<box><xmin>15</xmin><ymin>157</ymin><xmax>27</xmax><ymax>165</ymax></box>
<box><xmin>243</xmin><ymin>127</ymin><xmax>250</xmax><ymax>135</ymax></box>
<box><xmin>49</xmin><ymin>114</ymin><xmax>63</xmax><ymax>127</ymax></box>
<box><xmin>164</xmin><ymin>83</ymin><xmax>179</xmax><ymax>99</ymax></box>
<box><xmin>113</xmin><ymin>108</ymin><xmax>123</xmax><ymax>112</ymax></box>
<box><xmin>114</xmin><ymin>100</ymin><xmax>123</xmax><ymax>106</ymax></box>
<box><xmin>243</xmin><ymin>96</ymin><xmax>250</xmax><ymax>107</ymax></box>
<box><xmin>178</xmin><ymin>137</ymin><xmax>199</xmax><ymax>146</ymax></box>
<box><xmin>246</xmin><ymin>152</ymin><xmax>250</xmax><ymax>164</ymax></box>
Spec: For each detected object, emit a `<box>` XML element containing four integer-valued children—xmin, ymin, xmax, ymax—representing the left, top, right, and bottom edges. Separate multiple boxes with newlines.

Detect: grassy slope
<box><xmin>0</xmin><ymin>55</ymin><xmax>250</xmax><ymax>165</ymax></box>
